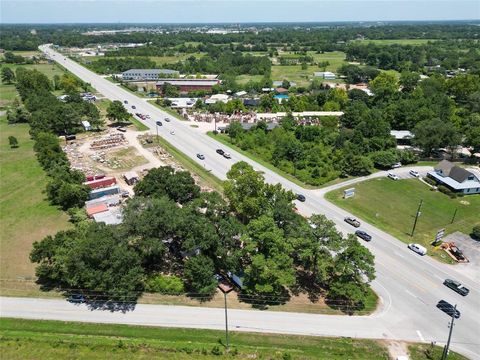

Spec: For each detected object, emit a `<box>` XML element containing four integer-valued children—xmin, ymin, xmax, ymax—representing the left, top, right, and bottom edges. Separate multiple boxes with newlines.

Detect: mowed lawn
<box><xmin>326</xmin><ymin>178</ymin><xmax>480</xmax><ymax>262</ymax></box>
<box><xmin>0</xmin><ymin>318</ymin><xmax>391</xmax><ymax>360</ymax></box>
<box><xmin>0</xmin><ymin>116</ymin><xmax>71</xmax><ymax>292</ymax></box>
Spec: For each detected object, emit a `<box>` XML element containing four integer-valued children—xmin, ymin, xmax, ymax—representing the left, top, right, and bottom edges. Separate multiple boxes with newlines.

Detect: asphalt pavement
<box><xmin>5</xmin><ymin>45</ymin><xmax>476</xmax><ymax>359</ymax></box>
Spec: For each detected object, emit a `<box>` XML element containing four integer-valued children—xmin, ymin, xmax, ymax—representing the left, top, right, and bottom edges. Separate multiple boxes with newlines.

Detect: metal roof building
<box><xmin>122</xmin><ymin>69</ymin><xmax>179</xmax><ymax>81</ymax></box>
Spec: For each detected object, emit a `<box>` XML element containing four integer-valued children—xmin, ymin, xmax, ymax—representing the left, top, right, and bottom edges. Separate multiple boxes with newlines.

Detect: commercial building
<box><xmin>84</xmin><ymin>176</ymin><xmax>117</xmax><ymax>190</ymax></box>
<box><xmin>122</xmin><ymin>69</ymin><xmax>179</xmax><ymax>81</ymax></box>
<box><xmin>427</xmin><ymin>160</ymin><xmax>480</xmax><ymax>195</ymax></box>
<box><xmin>89</xmin><ymin>185</ymin><xmax>120</xmax><ymax>200</ymax></box>
<box><xmin>156</xmin><ymin>79</ymin><xmax>220</xmax><ymax>93</ymax></box>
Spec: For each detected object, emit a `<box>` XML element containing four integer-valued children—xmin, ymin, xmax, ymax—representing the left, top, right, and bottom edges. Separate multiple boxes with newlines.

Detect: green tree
<box><xmin>183</xmin><ymin>255</ymin><xmax>217</xmax><ymax>298</ymax></box>
<box><xmin>413</xmin><ymin>118</ymin><xmax>460</xmax><ymax>156</ymax></box>
<box><xmin>328</xmin><ymin>235</ymin><xmax>375</xmax><ymax>310</ymax></box>
<box><xmin>369</xmin><ymin>72</ymin><xmax>398</xmax><ymax>99</ymax></box>
<box><xmin>1</xmin><ymin>67</ymin><xmax>15</xmax><ymax>84</ymax></box>
<box><xmin>370</xmin><ymin>150</ymin><xmax>399</xmax><ymax>169</ymax></box>
<box><xmin>8</xmin><ymin>136</ymin><xmax>18</xmax><ymax>148</ymax></box>
<box><xmin>106</xmin><ymin>100</ymin><xmax>130</xmax><ymax>124</ymax></box>
<box><xmin>134</xmin><ymin>166</ymin><xmax>200</xmax><ymax>204</ymax></box>
<box><xmin>399</xmin><ymin>71</ymin><xmax>420</xmax><ymax>92</ymax></box>
<box><xmin>227</xmin><ymin>121</ymin><xmax>244</xmax><ymax>141</ymax></box>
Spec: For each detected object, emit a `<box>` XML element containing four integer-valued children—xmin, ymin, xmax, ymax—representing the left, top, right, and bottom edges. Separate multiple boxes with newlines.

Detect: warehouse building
<box><xmin>122</xmin><ymin>69</ymin><xmax>179</xmax><ymax>81</ymax></box>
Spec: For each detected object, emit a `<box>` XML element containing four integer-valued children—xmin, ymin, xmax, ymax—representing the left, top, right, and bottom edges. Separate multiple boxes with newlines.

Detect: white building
<box><xmin>122</xmin><ymin>69</ymin><xmax>179</xmax><ymax>81</ymax></box>
<box><xmin>427</xmin><ymin>160</ymin><xmax>480</xmax><ymax>195</ymax></box>
<box><xmin>314</xmin><ymin>71</ymin><xmax>336</xmax><ymax>80</ymax></box>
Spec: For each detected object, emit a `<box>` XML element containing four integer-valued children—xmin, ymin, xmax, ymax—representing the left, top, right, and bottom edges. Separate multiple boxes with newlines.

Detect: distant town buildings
<box><xmin>314</xmin><ymin>71</ymin><xmax>336</xmax><ymax>80</ymax></box>
<box><xmin>156</xmin><ymin>79</ymin><xmax>220</xmax><ymax>93</ymax></box>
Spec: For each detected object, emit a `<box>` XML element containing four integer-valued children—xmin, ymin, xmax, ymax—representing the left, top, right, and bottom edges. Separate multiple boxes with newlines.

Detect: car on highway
<box><xmin>392</xmin><ymin>162</ymin><xmax>402</xmax><ymax>169</ymax></box>
<box><xmin>156</xmin><ymin>121</ymin><xmax>162</xmax><ymax>126</ymax></box>
<box><xmin>124</xmin><ymin>100</ymin><xmax>128</xmax><ymax>104</ymax></box>
<box><xmin>165</xmin><ymin>118</ymin><xmax>170</xmax><ymax>122</ymax></box>
<box><xmin>355</xmin><ymin>230</ymin><xmax>372</xmax><ymax>242</ymax></box>
<box><xmin>387</xmin><ymin>173</ymin><xmax>400</xmax><ymax>180</ymax></box>
<box><xmin>443</xmin><ymin>279</ymin><xmax>469</xmax><ymax>296</ymax></box>
<box><xmin>296</xmin><ymin>194</ymin><xmax>306</xmax><ymax>202</ymax></box>
<box><xmin>170</xmin><ymin>130</ymin><xmax>175</xmax><ymax>135</ymax></box>
<box><xmin>216</xmin><ymin>149</ymin><xmax>224</xmax><ymax>155</ymax></box>
<box><xmin>408</xmin><ymin>243</ymin><xmax>427</xmax><ymax>255</ymax></box>
<box><xmin>131</xmin><ymin>105</ymin><xmax>136</xmax><ymax>109</ymax></box>
<box><xmin>409</xmin><ymin>170</ymin><xmax>420</xmax><ymax>177</ymax></box>
<box><xmin>67</xmin><ymin>294</ymin><xmax>86</xmax><ymax>304</ymax></box>
<box><xmin>344</xmin><ymin>217</ymin><xmax>361</xmax><ymax>227</ymax></box>
<box><xmin>223</xmin><ymin>152</ymin><xmax>231</xmax><ymax>159</ymax></box>
<box><xmin>196</xmin><ymin>153</ymin><xmax>205</xmax><ymax>160</ymax></box>
<box><xmin>436</xmin><ymin>300</ymin><xmax>461</xmax><ymax>318</ymax></box>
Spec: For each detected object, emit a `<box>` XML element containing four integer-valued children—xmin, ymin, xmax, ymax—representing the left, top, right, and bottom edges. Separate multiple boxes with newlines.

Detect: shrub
<box><xmin>472</xmin><ymin>226</ymin><xmax>480</xmax><ymax>240</ymax></box>
<box><xmin>437</xmin><ymin>185</ymin><xmax>456</xmax><ymax>198</ymax></box>
<box><xmin>423</xmin><ymin>176</ymin><xmax>437</xmax><ymax>186</ymax></box>
<box><xmin>145</xmin><ymin>274</ymin><xmax>184</xmax><ymax>295</ymax></box>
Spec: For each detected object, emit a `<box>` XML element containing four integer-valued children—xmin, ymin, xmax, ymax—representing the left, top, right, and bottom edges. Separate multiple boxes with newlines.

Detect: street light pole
<box><xmin>411</xmin><ymin>199</ymin><xmax>423</xmax><ymax>237</ymax></box>
<box><xmin>441</xmin><ymin>304</ymin><xmax>457</xmax><ymax>360</ymax></box>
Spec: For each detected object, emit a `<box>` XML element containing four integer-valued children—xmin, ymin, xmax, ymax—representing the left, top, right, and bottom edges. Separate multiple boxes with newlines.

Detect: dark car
<box><xmin>216</xmin><ymin>149</ymin><xmax>224</xmax><ymax>155</ymax></box>
<box><xmin>296</xmin><ymin>194</ymin><xmax>306</xmax><ymax>202</ymax></box>
<box><xmin>437</xmin><ymin>300</ymin><xmax>461</xmax><ymax>318</ymax></box>
<box><xmin>443</xmin><ymin>279</ymin><xmax>469</xmax><ymax>296</ymax></box>
<box><xmin>67</xmin><ymin>294</ymin><xmax>86</xmax><ymax>304</ymax></box>
<box><xmin>344</xmin><ymin>217</ymin><xmax>361</xmax><ymax>227</ymax></box>
<box><xmin>164</xmin><ymin>118</ymin><xmax>171</xmax><ymax>122</ymax></box>
<box><xmin>156</xmin><ymin>121</ymin><xmax>162</xmax><ymax>126</ymax></box>
<box><xmin>124</xmin><ymin>100</ymin><xmax>128</xmax><ymax>104</ymax></box>
<box><xmin>355</xmin><ymin>230</ymin><xmax>372</xmax><ymax>242</ymax></box>
<box><xmin>131</xmin><ymin>105</ymin><xmax>136</xmax><ymax>109</ymax></box>
<box><xmin>116</xmin><ymin>127</ymin><xmax>126</xmax><ymax>133</ymax></box>
<box><xmin>197</xmin><ymin>153</ymin><xmax>205</xmax><ymax>160</ymax></box>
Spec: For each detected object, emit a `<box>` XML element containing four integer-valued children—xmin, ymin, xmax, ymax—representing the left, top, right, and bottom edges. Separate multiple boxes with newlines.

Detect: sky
<box><xmin>1</xmin><ymin>0</ymin><xmax>479</xmax><ymax>24</ymax></box>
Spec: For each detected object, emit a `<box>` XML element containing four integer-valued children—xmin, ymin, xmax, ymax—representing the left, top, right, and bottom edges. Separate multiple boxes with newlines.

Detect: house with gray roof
<box><xmin>122</xmin><ymin>69</ymin><xmax>179</xmax><ymax>81</ymax></box>
<box><xmin>427</xmin><ymin>160</ymin><xmax>480</xmax><ymax>194</ymax></box>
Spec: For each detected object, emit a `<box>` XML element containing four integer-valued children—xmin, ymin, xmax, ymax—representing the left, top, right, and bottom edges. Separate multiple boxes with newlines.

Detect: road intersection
<box><xmin>4</xmin><ymin>45</ymin><xmax>478</xmax><ymax>358</ymax></box>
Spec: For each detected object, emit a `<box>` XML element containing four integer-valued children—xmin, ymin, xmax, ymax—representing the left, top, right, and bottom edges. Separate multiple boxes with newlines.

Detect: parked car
<box><xmin>197</xmin><ymin>153</ymin><xmax>205</xmax><ymax>160</ymax></box>
<box><xmin>355</xmin><ymin>230</ymin><xmax>372</xmax><ymax>242</ymax></box>
<box><xmin>67</xmin><ymin>294</ymin><xmax>86</xmax><ymax>304</ymax></box>
<box><xmin>296</xmin><ymin>194</ymin><xmax>306</xmax><ymax>202</ymax></box>
<box><xmin>116</xmin><ymin>127</ymin><xmax>126</xmax><ymax>133</ymax></box>
<box><xmin>443</xmin><ymin>279</ymin><xmax>469</xmax><ymax>296</ymax></box>
<box><xmin>436</xmin><ymin>300</ymin><xmax>461</xmax><ymax>318</ymax></box>
<box><xmin>409</xmin><ymin>170</ymin><xmax>420</xmax><ymax>177</ymax></box>
<box><xmin>387</xmin><ymin>173</ymin><xmax>400</xmax><ymax>180</ymax></box>
<box><xmin>131</xmin><ymin>105</ymin><xmax>136</xmax><ymax>109</ymax></box>
<box><xmin>216</xmin><ymin>149</ymin><xmax>224</xmax><ymax>155</ymax></box>
<box><xmin>223</xmin><ymin>152</ymin><xmax>231</xmax><ymax>159</ymax></box>
<box><xmin>156</xmin><ymin>121</ymin><xmax>162</xmax><ymax>126</ymax></box>
<box><xmin>164</xmin><ymin>118</ymin><xmax>170</xmax><ymax>122</ymax></box>
<box><xmin>344</xmin><ymin>217</ymin><xmax>361</xmax><ymax>227</ymax></box>
<box><xmin>392</xmin><ymin>162</ymin><xmax>402</xmax><ymax>169</ymax></box>
<box><xmin>408</xmin><ymin>243</ymin><xmax>427</xmax><ymax>255</ymax></box>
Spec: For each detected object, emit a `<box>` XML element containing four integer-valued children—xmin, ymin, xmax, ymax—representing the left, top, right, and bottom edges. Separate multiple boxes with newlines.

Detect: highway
<box><xmin>7</xmin><ymin>44</ymin><xmax>478</xmax><ymax>358</ymax></box>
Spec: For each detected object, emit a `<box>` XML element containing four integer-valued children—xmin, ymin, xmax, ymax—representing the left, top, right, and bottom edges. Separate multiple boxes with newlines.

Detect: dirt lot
<box><xmin>442</xmin><ymin>231</ymin><xmax>480</xmax><ymax>281</ymax></box>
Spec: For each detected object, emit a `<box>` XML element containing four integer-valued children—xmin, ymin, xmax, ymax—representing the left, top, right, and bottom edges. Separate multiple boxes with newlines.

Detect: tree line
<box><xmin>31</xmin><ymin>163</ymin><xmax>375</xmax><ymax>311</ymax></box>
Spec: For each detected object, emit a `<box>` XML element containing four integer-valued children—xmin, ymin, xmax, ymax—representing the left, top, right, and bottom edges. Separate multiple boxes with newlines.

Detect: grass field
<box><xmin>0</xmin><ymin>116</ymin><xmax>71</xmax><ymax>291</ymax></box>
<box><xmin>325</xmin><ymin>178</ymin><xmax>480</xmax><ymax>263</ymax></box>
<box><xmin>0</xmin><ymin>318</ymin><xmax>391</xmax><ymax>360</ymax></box>
<box><xmin>236</xmin><ymin>74</ymin><xmax>264</xmax><ymax>85</ymax></box>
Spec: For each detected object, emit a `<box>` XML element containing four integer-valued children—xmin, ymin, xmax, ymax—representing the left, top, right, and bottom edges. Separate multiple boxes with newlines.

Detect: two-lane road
<box><xmin>9</xmin><ymin>45</ymin><xmax>475</xmax><ymax>358</ymax></box>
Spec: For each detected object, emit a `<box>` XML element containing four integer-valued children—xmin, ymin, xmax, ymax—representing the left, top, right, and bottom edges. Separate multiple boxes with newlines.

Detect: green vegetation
<box><xmin>148</xmin><ymin>100</ymin><xmax>186</xmax><ymax>120</ymax></box>
<box><xmin>153</xmin><ymin>135</ymin><xmax>224</xmax><ymax>193</ymax></box>
<box><xmin>409</xmin><ymin>343</ymin><xmax>468</xmax><ymax>360</ymax></box>
<box><xmin>0</xmin><ymin>318</ymin><xmax>391</xmax><ymax>360</ymax></box>
<box><xmin>0</xmin><ymin>115</ymin><xmax>71</xmax><ymax>291</ymax></box>
<box><xmin>325</xmin><ymin>178</ymin><xmax>480</xmax><ymax>262</ymax></box>
<box><xmin>129</xmin><ymin>116</ymin><xmax>149</xmax><ymax>131</ymax></box>
<box><xmin>352</xmin><ymin>39</ymin><xmax>437</xmax><ymax>45</ymax></box>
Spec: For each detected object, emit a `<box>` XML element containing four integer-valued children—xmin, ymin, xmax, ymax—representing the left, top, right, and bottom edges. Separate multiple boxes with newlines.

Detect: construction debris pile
<box><xmin>90</xmin><ymin>133</ymin><xmax>127</xmax><ymax>150</ymax></box>
<box><xmin>186</xmin><ymin>111</ymin><xmax>257</xmax><ymax>124</ymax></box>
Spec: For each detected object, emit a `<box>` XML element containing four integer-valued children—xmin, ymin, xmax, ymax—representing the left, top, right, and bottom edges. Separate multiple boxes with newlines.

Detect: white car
<box><xmin>387</xmin><ymin>173</ymin><xmax>399</xmax><ymax>180</ymax></box>
<box><xmin>170</xmin><ymin>130</ymin><xmax>175</xmax><ymax>135</ymax></box>
<box><xmin>409</xmin><ymin>170</ymin><xmax>420</xmax><ymax>177</ymax></box>
<box><xmin>223</xmin><ymin>152</ymin><xmax>231</xmax><ymax>159</ymax></box>
<box><xmin>392</xmin><ymin>162</ymin><xmax>402</xmax><ymax>169</ymax></box>
<box><xmin>408</xmin><ymin>243</ymin><xmax>427</xmax><ymax>256</ymax></box>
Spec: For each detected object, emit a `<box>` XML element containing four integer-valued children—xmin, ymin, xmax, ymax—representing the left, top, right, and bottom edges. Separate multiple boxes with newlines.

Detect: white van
<box><xmin>408</xmin><ymin>243</ymin><xmax>427</xmax><ymax>256</ymax></box>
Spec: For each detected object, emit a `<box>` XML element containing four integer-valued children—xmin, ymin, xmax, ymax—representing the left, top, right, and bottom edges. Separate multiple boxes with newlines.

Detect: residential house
<box><xmin>427</xmin><ymin>160</ymin><xmax>480</xmax><ymax>195</ymax></box>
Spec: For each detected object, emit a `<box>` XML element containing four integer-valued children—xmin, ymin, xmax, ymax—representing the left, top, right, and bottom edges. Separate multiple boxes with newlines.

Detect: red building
<box><xmin>84</xmin><ymin>176</ymin><xmax>117</xmax><ymax>190</ymax></box>
<box><xmin>156</xmin><ymin>79</ymin><xmax>220</xmax><ymax>93</ymax></box>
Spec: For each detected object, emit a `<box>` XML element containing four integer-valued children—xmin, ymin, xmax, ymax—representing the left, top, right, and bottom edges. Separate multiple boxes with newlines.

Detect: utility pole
<box><xmin>156</xmin><ymin>124</ymin><xmax>159</xmax><ymax>144</ymax></box>
<box><xmin>224</xmin><ymin>291</ymin><xmax>229</xmax><ymax>349</ymax></box>
<box><xmin>451</xmin><ymin>208</ymin><xmax>458</xmax><ymax>224</ymax></box>
<box><xmin>441</xmin><ymin>304</ymin><xmax>457</xmax><ymax>360</ymax></box>
<box><xmin>411</xmin><ymin>199</ymin><xmax>423</xmax><ymax>237</ymax></box>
